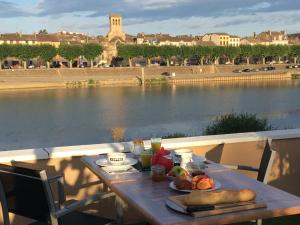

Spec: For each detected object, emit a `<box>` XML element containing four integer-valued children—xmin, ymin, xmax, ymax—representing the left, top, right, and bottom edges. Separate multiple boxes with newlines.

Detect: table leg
<box><xmin>115</xmin><ymin>195</ymin><xmax>124</xmax><ymax>225</ymax></box>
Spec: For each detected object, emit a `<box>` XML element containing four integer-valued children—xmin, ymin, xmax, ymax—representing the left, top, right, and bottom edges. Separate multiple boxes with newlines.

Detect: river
<box><xmin>1</xmin><ymin>80</ymin><xmax>300</xmax><ymax>150</ymax></box>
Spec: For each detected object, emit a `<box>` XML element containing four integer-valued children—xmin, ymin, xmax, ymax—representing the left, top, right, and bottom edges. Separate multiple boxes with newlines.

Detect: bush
<box><xmin>203</xmin><ymin>112</ymin><xmax>272</xmax><ymax>135</ymax></box>
<box><xmin>162</xmin><ymin>133</ymin><xmax>188</xmax><ymax>139</ymax></box>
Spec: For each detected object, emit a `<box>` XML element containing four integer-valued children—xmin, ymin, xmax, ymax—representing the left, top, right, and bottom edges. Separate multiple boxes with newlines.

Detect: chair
<box><xmin>0</xmin><ymin>164</ymin><xmax>115</xmax><ymax>225</ymax></box>
<box><xmin>220</xmin><ymin>139</ymin><xmax>276</xmax><ymax>225</ymax></box>
<box><xmin>222</xmin><ymin>139</ymin><xmax>276</xmax><ymax>184</ymax></box>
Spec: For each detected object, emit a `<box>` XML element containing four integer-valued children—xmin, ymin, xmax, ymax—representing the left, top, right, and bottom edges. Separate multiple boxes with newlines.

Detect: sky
<box><xmin>0</xmin><ymin>0</ymin><xmax>300</xmax><ymax>37</ymax></box>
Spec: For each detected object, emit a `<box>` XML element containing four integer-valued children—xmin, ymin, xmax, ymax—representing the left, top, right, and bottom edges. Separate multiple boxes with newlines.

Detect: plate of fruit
<box><xmin>169</xmin><ymin>174</ymin><xmax>221</xmax><ymax>193</ymax></box>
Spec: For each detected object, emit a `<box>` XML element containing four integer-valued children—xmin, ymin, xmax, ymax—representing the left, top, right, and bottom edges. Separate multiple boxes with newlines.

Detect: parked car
<box><xmin>286</xmin><ymin>65</ymin><xmax>294</xmax><ymax>69</ymax></box>
<box><xmin>232</xmin><ymin>69</ymin><xmax>242</xmax><ymax>73</ymax></box>
<box><xmin>266</xmin><ymin>66</ymin><xmax>275</xmax><ymax>71</ymax></box>
<box><xmin>294</xmin><ymin>65</ymin><xmax>299</xmax><ymax>68</ymax></box>
<box><xmin>1</xmin><ymin>65</ymin><xmax>10</xmax><ymax>69</ymax></box>
<box><xmin>250</xmin><ymin>68</ymin><xmax>260</xmax><ymax>72</ymax></box>
<box><xmin>242</xmin><ymin>69</ymin><xmax>251</xmax><ymax>72</ymax></box>
<box><xmin>161</xmin><ymin>72</ymin><xmax>171</xmax><ymax>76</ymax></box>
<box><xmin>259</xmin><ymin>67</ymin><xmax>268</xmax><ymax>71</ymax></box>
<box><xmin>27</xmin><ymin>65</ymin><xmax>35</xmax><ymax>69</ymax></box>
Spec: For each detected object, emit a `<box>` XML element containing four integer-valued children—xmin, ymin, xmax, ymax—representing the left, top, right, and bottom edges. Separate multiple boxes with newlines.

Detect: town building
<box><xmin>0</xmin><ymin>33</ymin><xmax>60</xmax><ymax>47</ymax></box>
<box><xmin>241</xmin><ymin>31</ymin><xmax>289</xmax><ymax>46</ymax></box>
<box><xmin>107</xmin><ymin>13</ymin><xmax>126</xmax><ymax>42</ymax></box>
<box><xmin>202</xmin><ymin>33</ymin><xmax>240</xmax><ymax>46</ymax></box>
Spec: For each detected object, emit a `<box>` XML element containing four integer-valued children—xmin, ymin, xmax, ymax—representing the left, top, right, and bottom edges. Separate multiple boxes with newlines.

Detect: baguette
<box><xmin>184</xmin><ymin>189</ymin><xmax>256</xmax><ymax>206</ymax></box>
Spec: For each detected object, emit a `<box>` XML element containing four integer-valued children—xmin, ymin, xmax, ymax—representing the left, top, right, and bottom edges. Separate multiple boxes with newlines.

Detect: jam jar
<box><xmin>151</xmin><ymin>165</ymin><xmax>166</xmax><ymax>182</ymax></box>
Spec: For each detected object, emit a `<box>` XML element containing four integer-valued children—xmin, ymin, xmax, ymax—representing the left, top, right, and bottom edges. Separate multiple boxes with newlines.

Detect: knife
<box><xmin>186</xmin><ymin>201</ymin><xmax>254</xmax><ymax>213</ymax></box>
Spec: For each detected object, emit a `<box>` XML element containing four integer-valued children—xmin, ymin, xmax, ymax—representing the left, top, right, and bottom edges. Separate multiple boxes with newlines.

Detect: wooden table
<box><xmin>81</xmin><ymin>155</ymin><xmax>300</xmax><ymax>225</ymax></box>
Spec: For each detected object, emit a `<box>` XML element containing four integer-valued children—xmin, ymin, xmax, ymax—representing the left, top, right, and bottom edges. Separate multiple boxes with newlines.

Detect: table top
<box><xmin>81</xmin><ymin>155</ymin><xmax>300</xmax><ymax>225</ymax></box>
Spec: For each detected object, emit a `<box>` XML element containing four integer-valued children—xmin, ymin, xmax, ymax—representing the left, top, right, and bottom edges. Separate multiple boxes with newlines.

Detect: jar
<box><xmin>151</xmin><ymin>165</ymin><xmax>166</xmax><ymax>182</ymax></box>
<box><xmin>132</xmin><ymin>139</ymin><xmax>145</xmax><ymax>157</ymax></box>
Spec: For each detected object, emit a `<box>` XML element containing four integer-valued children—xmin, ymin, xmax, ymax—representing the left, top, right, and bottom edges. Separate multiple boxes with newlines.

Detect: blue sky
<box><xmin>1</xmin><ymin>0</ymin><xmax>300</xmax><ymax>36</ymax></box>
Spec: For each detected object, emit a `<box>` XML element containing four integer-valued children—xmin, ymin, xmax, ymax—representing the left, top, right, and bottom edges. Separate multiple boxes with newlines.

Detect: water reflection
<box><xmin>1</xmin><ymin>80</ymin><xmax>300</xmax><ymax>150</ymax></box>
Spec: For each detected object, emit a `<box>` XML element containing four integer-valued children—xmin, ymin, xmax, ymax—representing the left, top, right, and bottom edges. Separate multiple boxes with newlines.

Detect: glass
<box><xmin>132</xmin><ymin>139</ymin><xmax>145</xmax><ymax>157</ymax></box>
<box><xmin>151</xmin><ymin>138</ymin><xmax>162</xmax><ymax>153</ymax></box>
<box><xmin>140</xmin><ymin>150</ymin><xmax>152</xmax><ymax>170</ymax></box>
<box><xmin>151</xmin><ymin>165</ymin><xmax>166</xmax><ymax>182</ymax></box>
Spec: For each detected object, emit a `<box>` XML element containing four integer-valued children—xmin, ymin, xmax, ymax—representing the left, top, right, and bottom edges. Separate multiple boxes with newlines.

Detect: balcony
<box><xmin>1</xmin><ymin>128</ymin><xmax>300</xmax><ymax>225</ymax></box>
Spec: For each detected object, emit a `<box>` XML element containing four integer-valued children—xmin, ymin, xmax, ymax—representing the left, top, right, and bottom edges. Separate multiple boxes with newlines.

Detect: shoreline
<box><xmin>0</xmin><ymin>65</ymin><xmax>297</xmax><ymax>91</ymax></box>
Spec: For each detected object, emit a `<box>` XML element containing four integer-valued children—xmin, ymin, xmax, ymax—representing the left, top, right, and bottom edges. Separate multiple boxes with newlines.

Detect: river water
<box><xmin>1</xmin><ymin>80</ymin><xmax>300</xmax><ymax>150</ymax></box>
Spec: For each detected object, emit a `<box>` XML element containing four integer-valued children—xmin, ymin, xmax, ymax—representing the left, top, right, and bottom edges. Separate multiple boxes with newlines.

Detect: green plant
<box><xmin>203</xmin><ymin>112</ymin><xmax>272</xmax><ymax>135</ymax></box>
<box><xmin>162</xmin><ymin>133</ymin><xmax>188</xmax><ymax>139</ymax></box>
<box><xmin>88</xmin><ymin>79</ymin><xmax>95</xmax><ymax>85</ymax></box>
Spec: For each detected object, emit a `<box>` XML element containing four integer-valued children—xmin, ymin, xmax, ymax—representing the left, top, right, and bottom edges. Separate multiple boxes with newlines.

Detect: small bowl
<box><xmin>174</xmin><ymin>149</ymin><xmax>193</xmax><ymax>157</ymax></box>
<box><xmin>107</xmin><ymin>153</ymin><xmax>127</xmax><ymax>165</ymax></box>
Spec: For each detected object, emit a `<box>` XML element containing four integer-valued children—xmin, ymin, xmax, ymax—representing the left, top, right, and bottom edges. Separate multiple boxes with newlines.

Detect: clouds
<box><xmin>33</xmin><ymin>0</ymin><xmax>300</xmax><ymax>25</ymax></box>
<box><xmin>0</xmin><ymin>0</ymin><xmax>29</xmax><ymax>17</ymax></box>
<box><xmin>0</xmin><ymin>0</ymin><xmax>300</xmax><ymax>35</ymax></box>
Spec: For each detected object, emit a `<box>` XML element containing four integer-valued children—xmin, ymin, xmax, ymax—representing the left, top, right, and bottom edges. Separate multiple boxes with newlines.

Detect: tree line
<box><xmin>0</xmin><ymin>43</ymin><xmax>103</xmax><ymax>69</ymax></box>
<box><xmin>117</xmin><ymin>44</ymin><xmax>300</xmax><ymax>66</ymax></box>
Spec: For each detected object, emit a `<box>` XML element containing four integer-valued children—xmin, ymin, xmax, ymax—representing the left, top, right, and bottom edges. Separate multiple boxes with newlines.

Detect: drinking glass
<box><xmin>140</xmin><ymin>150</ymin><xmax>152</xmax><ymax>171</ymax></box>
<box><xmin>151</xmin><ymin>138</ymin><xmax>162</xmax><ymax>153</ymax></box>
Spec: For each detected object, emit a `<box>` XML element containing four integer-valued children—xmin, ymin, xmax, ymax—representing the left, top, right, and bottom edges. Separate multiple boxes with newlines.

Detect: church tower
<box><xmin>107</xmin><ymin>13</ymin><xmax>126</xmax><ymax>42</ymax></box>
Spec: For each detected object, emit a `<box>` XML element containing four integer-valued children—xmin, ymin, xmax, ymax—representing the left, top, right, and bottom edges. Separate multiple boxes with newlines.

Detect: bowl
<box><xmin>107</xmin><ymin>153</ymin><xmax>127</xmax><ymax>165</ymax></box>
<box><xmin>174</xmin><ymin>149</ymin><xmax>193</xmax><ymax>160</ymax></box>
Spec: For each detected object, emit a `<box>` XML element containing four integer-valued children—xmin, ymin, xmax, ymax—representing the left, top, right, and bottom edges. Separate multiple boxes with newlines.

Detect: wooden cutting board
<box><xmin>167</xmin><ymin>195</ymin><xmax>267</xmax><ymax>217</ymax></box>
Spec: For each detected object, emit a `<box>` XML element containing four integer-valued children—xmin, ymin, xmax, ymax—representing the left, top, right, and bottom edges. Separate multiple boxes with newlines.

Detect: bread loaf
<box><xmin>184</xmin><ymin>189</ymin><xmax>256</xmax><ymax>206</ymax></box>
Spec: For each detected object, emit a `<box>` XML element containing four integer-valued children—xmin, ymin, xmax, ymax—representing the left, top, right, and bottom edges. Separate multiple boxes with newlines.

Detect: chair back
<box><xmin>257</xmin><ymin>139</ymin><xmax>276</xmax><ymax>183</ymax></box>
<box><xmin>0</xmin><ymin>164</ymin><xmax>51</xmax><ymax>223</ymax></box>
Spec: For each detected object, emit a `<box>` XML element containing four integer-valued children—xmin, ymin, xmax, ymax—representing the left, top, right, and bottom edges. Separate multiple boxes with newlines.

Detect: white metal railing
<box><xmin>1</xmin><ymin>128</ymin><xmax>300</xmax><ymax>163</ymax></box>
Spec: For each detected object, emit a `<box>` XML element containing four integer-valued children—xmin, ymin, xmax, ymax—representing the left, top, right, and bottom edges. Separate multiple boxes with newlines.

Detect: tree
<box><xmin>38</xmin><ymin>29</ymin><xmax>48</xmax><ymax>34</ymax></box>
<box><xmin>38</xmin><ymin>44</ymin><xmax>57</xmax><ymax>68</ymax></box>
<box><xmin>290</xmin><ymin>45</ymin><xmax>300</xmax><ymax>64</ymax></box>
<box><xmin>180</xmin><ymin>46</ymin><xmax>194</xmax><ymax>65</ymax></box>
<box><xmin>225</xmin><ymin>46</ymin><xmax>241</xmax><ymax>64</ymax></box>
<box><xmin>143</xmin><ymin>45</ymin><xmax>159</xmax><ymax>65</ymax></box>
<box><xmin>13</xmin><ymin>45</ymin><xmax>40</xmax><ymax>69</ymax></box>
<box><xmin>58</xmin><ymin>44</ymin><xmax>83</xmax><ymax>68</ymax></box>
<box><xmin>240</xmin><ymin>45</ymin><xmax>253</xmax><ymax>65</ymax></box>
<box><xmin>158</xmin><ymin>45</ymin><xmax>179</xmax><ymax>66</ymax></box>
<box><xmin>117</xmin><ymin>44</ymin><xmax>140</xmax><ymax>67</ymax></box>
<box><xmin>82</xmin><ymin>43</ymin><xmax>103</xmax><ymax>67</ymax></box>
<box><xmin>211</xmin><ymin>46</ymin><xmax>225</xmax><ymax>64</ymax></box>
<box><xmin>253</xmin><ymin>45</ymin><xmax>268</xmax><ymax>64</ymax></box>
<box><xmin>0</xmin><ymin>44</ymin><xmax>10</xmax><ymax>69</ymax></box>
<box><xmin>194</xmin><ymin>46</ymin><xmax>211</xmax><ymax>65</ymax></box>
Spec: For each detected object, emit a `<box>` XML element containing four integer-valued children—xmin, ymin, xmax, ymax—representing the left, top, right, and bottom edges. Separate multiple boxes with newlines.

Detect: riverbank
<box><xmin>0</xmin><ymin>65</ymin><xmax>296</xmax><ymax>90</ymax></box>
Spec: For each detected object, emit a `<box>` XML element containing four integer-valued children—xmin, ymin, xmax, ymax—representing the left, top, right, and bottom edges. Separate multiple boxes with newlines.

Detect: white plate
<box><xmin>95</xmin><ymin>158</ymin><xmax>138</xmax><ymax>167</ymax></box>
<box><xmin>102</xmin><ymin>165</ymin><xmax>132</xmax><ymax>173</ymax></box>
<box><xmin>169</xmin><ymin>180</ymin><xmax>221</xmax><ymax>193</ymax></box>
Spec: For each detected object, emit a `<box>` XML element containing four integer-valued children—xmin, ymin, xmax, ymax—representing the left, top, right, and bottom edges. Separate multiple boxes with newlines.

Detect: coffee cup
<box><xmin>107</xmin><ymin>153</ymin><xmax>126</xmax><ymax>165</ymax></box>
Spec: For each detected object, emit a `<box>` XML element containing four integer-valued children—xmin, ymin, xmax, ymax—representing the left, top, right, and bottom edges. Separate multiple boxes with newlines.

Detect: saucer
<box><xmin>96</xmin><ymin>158</ymin><xmax>138</xmax><ymax>167</ymax></box>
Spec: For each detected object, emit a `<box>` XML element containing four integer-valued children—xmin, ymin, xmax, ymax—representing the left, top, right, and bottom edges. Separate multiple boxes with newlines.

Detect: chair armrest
<box><xmin>48</xmin><ymin>174</ymin><xmax>64</xmax><ymax>182</ymax></box>
<box><xmin>54</xmin><ymin>192</ymin><xmax>115</xmax><ymax>218</ymax></box>
<box><xmin>47</xmin><ymin>174</ymin><xmax>66</xmax><ymax>208</ymax></box>
<box><xmin>223</xmin><ymin>164</ymin><xmax>259</xmax><ymax>172</ymax></box>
